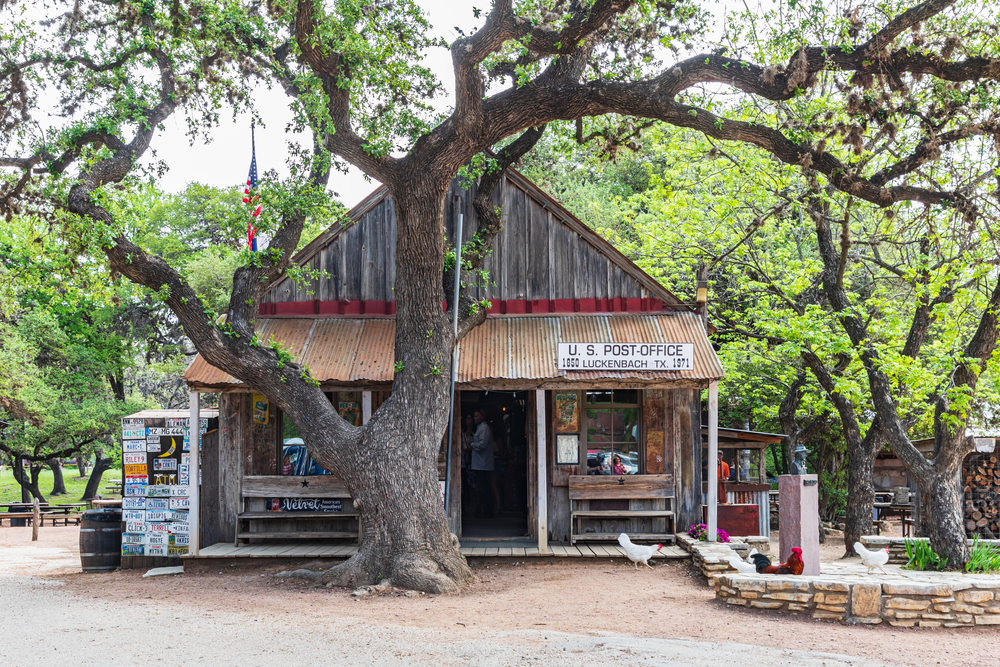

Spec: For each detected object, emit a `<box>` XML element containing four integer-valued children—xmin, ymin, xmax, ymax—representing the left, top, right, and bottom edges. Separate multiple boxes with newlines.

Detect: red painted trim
<box><xmin>260</xmin><ymin>298</ymin><xmax>676</xmax><ymax>317</ymax></box>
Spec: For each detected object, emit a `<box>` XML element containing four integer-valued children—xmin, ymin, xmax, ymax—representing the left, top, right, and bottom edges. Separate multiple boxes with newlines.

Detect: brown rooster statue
<box><xmin>751</xmin><ymin>547</ymin><xmax>804</xmax><ymax>575</ymax></box>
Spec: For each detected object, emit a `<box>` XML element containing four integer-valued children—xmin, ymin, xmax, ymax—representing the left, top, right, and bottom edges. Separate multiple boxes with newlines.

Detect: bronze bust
<box><xmin>790</xmin><ymin>445</ymin><xmax>809</xmax><ymax>475</ymax></box>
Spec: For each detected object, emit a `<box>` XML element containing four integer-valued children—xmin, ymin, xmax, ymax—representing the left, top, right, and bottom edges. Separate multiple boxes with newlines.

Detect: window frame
<box><xmin>581</xmin><ymin>391</ymin><xmax>643</xmax><ymax>475</ymax></box>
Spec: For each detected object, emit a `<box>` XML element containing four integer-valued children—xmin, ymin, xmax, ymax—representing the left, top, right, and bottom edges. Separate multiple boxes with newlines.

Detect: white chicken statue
<box><xmin>726</xmin><ymin>554</ymin><xmax>759</xmax><ymax>574</ymax></box>
<box><xmin>854</xmin><ymin>542</ymin><xmax>890</xmax><ymax>574</ymax></box>
<box><xmin>618</xmin><ymin>533</ymin><xmax>663</xmax><ymax>569</ymax></box>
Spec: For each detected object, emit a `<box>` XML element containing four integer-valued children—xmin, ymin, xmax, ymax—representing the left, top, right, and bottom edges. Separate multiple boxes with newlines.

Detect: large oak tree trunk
<box><xmin>281</xmin><ymin>179</ymin><xmax>474</xmax><ymax>593</ymax></box>
<box><xmin>76</xmin><ymin>455</ymin><xmax>88</xmax><ymax>478</ymax></box>
<box><xmin>49</xmin><ymin>458</ymin><xmax>68</xmax><ymax>496</ymax></box>
<box><xmin>924</xmin><ymin>470</ymin><xmax>969</xmax><ymax>568</ymax></box>
<box><xmin>82</xmin><ymin>454</ymin><xmax>113</xmax><ymax>500</ymax></box>
<box><xmin>843</xmin><ymin>440</ymin><xmax>876</xmax><ymax>552</ymax></box>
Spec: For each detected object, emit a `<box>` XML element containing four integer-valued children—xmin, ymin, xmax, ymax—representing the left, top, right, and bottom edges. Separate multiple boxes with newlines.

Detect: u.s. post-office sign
<box><xmin>557</xmin><ymin>343</ymin><xmax>694</xmax><ymax>371</ymax></box>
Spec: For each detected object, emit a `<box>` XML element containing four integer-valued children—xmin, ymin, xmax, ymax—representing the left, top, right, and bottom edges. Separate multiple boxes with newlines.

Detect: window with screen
<box><xmin>585</xmin><ymin>391</ymin><xmax>640</xmax><ymax>475</ymax></box>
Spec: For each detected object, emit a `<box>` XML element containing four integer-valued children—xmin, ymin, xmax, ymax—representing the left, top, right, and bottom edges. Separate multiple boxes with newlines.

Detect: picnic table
<box><xmin>104</xmin><ymin>479</ymin><xmax>123</xmax><ymax>495</ymax></box>
<box><xmin>90</xmin><ymin>499</ymin><xmax>122</xmax><ymax>509</ymax></box>
<box><xmin>874</xmin><ymin>502</ymin><xmax>914</xmax><ymax>536</ymax></box>
<box><xmin>0</xmin><ymin>502</ymin><xmax>87</xmax><ymax>526</ymax></box>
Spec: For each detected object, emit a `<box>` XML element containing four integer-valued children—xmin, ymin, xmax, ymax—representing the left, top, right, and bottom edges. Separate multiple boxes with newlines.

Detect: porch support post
<box><xmin>188</xmin><ymin>391</ymin><xmax>201</xmax><ymax>556</ymax></box>
<box><xmin>535</xmin><ymin>389</ymin><xmax>548</xmax><ymax>554</ymax></box>
<box><xmin>362</xmin><ymin>391</ymin><xmax>372</xmax><ymax>425</ymax></box>
<box><xmin>707</xmin><ymin>381</ymin><xmax>719</xmax><ymax>542</ymax></box>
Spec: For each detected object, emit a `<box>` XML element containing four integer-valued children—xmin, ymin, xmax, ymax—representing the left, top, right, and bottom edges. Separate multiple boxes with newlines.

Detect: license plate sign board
<box><xmin>147</xmin><ymin>427</ymin><xmax>184</xmax><ymax>436</ymax></box>
<box><xmin>123</xmin><ymin>441</ymin><xmax>144</xmax><ymax>453</ymax></box>
<box><xmin>122</xmin><ymin>428</ymin><xmax>145</xmax><ymax>440</ymax></box>
<box><xmin>126</xmin><ymin>522</ymin><xmax>149</xmax><ymax>533</ymax></box>
<box><xmin>145</xmin><ymin>511</ymin><xmax>169</xmax><ymax>522</ymax></box>
<box><xmin>146</xmin><ymin>498</ymin><xmax>169</xmax><ymax>511</ymax></box>
<box><xmin>153</xmin><ymin>459</ymin><xmax>177</xmax><ymax>471</ymax></box>
<box><xmin>124</xmin><ymin>485</ymin><xmax>147</xmax><ymax>497</ymax></box>
<box><xmin>170</xmin><ymin>498</ymin><xmax>190</xmax><ymax>510</ymax></box>
<box><xmin>169</xmin><ymin>522</ymin><xmax>189</xmax><ymax>534</ymax></box>
<box><xmin>147</xmin><ymin>486</ymin><xmax>172</xmax><ymax>497</ymax></box>
<box><xmin>122</xmin><ymin>497</ymin><xmax>145</xmax><ymax>510</ymax></box>
<box><xmin>122</xmin><ymin>510</ymin><xmax>145</xmax><ymax>522</ymax></box>
<box><xmin>122</xmin><ymin>418</ymin><xmax>144</xmax><ymax>427</ymax></box>
<box><xmin>146</xmin><ymin>441</ymin><xmax>161</xmax><ymax>453</ymax></box>
<box><xmin>122</xmin><ymin>533</ymin><xmax>146</xmax><ymax>545</ymax></box>
<box><xmin>123</xmin><ymin>452</ymin><xmax>146</xmax><ymax>465</ymax></box>
<box><xmin>123</xmin><ymin>464</ymin><xmax>147</xmax><ymax>476</ymax></box>
<box><xmin>122</xmin><ymin>544</ymin><xmax>143</xmax><ymax>556</ymax></box>
<box><xmin>145</xmin><ymin>544</ymin><xmax>167</xmax><ymax>557</ymax></box>
<box><xmin>147</xmin><ymin>533</ymin><xmax>168</xmax><ymax>546</ymax></box>
<box><xmin>149</xmin><ymin>523</ymin><xmax>170</xmax><ymax>533</ymax></box>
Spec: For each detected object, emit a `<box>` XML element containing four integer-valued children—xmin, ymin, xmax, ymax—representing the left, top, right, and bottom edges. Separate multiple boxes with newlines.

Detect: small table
<box><xmin>874</xmin><ymin>502</ymin><xmax>913</xmax><ymax>536</ymax></box>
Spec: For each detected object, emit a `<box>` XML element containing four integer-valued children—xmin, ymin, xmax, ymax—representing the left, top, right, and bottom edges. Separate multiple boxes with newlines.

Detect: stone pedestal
<box><xmin>778</xmin><ymin>474</ymin><xmax>820</xmax><ymax>576</ymax></box>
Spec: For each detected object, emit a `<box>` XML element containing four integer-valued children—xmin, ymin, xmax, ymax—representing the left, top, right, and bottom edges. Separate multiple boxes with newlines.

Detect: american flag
<box><xmin>243</xmin><ymin>124</ymin><xmax>261</xmax><ymax>251</ymax></box>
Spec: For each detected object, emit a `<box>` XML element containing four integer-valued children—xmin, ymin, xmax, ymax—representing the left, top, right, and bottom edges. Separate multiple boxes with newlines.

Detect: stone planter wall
<box><xmin>860</xmin><ymin>535</ymin><xmax>1000</xmax><ymax>564</ymax></box>
<box><xmin>675</xmin><ymin>533</ymin><xmax>770</xmax><ymax>582</ymax></box>
<box><xmin>715</xmin><ymin>574</ymin><xmax>1000</xmax><ymax>627</ymax></box>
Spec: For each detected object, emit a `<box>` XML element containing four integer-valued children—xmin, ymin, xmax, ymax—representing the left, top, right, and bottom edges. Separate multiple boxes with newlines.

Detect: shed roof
<box><xmin>184</xmin><ymin>311</ymin><xmax>723</xmax><ymax>390</ymax></box>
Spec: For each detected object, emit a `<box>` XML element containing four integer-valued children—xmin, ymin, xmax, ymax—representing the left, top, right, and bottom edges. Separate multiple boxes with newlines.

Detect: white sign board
<box><xmin>557</xmin><ymin>342</ymin><xmax>694</xmax><ymax>371</ymax></box>
<box><xmin>974</xmin><ymin>437</ymin><xmax>996</xmax><ymax>453</ymax></box>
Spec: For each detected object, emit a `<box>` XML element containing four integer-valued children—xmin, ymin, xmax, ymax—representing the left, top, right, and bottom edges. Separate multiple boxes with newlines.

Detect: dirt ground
<box><xmin>1</xmin><ymin>526</ymin><xmax>993</xmax><ymax>667</ymax></box>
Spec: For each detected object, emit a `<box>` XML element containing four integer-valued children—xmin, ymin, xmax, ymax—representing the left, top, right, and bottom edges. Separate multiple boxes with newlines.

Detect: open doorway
<box><xmin>460</xmin><ymin>391</ymin><xmax>529</xmax><ymax>539</ymax></box>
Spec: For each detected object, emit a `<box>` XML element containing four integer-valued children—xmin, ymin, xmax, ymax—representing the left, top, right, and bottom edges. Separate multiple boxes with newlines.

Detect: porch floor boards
<box><xmin>187</xmin><ymin>542</ymin><xmax>690</xmax><ymax>560</ymax></box>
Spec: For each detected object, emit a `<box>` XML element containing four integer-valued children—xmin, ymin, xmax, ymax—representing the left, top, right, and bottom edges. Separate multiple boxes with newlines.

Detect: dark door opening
<box><xmin>460</xmin><ymin>391</ymin><xmax>529</xmax><ymax>539</ymax></box>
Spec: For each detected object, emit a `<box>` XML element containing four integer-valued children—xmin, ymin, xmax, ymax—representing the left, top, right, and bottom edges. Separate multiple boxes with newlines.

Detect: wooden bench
<box><xmin>238</xmin><ymin>475</ymin><xmax>359</xmax><ymax>544</ymax></box>
<box><xmin>569</xmin><ymin>474</ymin><xmax>674</xmax><ymax>545</ymax></box>
<box><xmin>0</xmin><ymin>512</ymin><xmax>55</xmax><ymax>527</ymax></box>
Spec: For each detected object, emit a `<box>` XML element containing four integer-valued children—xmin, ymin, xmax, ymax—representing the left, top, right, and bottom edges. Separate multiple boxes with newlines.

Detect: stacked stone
<box><xmin>675</xmin><ymin>533</ymin><xmax>772</xmax><ymax>582</ymax></box>
<box><xmin>715</xmin><ymin>574</ymin><xmax>1000</xmax><ymax>627</ymax></box>
<box><xmin>861</xmin><ymin>535</ymin><xmax>1000</xmax><ymax>565</ymax></box>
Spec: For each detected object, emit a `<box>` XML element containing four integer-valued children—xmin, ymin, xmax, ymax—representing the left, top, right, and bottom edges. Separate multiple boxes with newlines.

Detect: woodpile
<box><xmin>964</xmin><ymin>454</ymin><xmax>1000</xmax><ymax>538</ymax></box>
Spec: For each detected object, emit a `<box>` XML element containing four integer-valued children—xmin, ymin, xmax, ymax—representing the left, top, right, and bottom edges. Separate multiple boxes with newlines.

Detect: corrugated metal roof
<box><xmin>183</xmin><ymin>312</ymin><xmax>724</xmax><ymax>388</ymax></box>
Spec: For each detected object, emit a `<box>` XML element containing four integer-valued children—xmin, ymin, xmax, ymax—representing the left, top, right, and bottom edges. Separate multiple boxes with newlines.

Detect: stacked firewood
<box><xmin>964</xmin><ymin>454</ymin><xmax>1000</xmax><ymax>538</ymax></box>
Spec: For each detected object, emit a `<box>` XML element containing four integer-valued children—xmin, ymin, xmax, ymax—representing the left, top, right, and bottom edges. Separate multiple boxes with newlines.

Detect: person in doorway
<box><xmin>470</xmin><ymin>408</ymin><xmax>496</xmax><ymax>518</ymax></box>
<box><xmin>611</xmin><ymin>454</ymin><xmax>628</xmax><ymax>476</ymax></box>
<box><xmin>717</xmin><ymin>451</ymin><xmax>730</xmax><ymax>480</ymax></box>
<box><xmin>461</xmin><ymin>413</ymin><xmax>480</xmax><ymax>514</ymax></box>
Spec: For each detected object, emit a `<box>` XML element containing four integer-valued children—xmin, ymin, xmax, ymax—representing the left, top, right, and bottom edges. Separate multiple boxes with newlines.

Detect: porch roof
<box><xmin>183</xmin><ymin>312</ymin><xmax>724</xmax><ymax>390</ymax></box>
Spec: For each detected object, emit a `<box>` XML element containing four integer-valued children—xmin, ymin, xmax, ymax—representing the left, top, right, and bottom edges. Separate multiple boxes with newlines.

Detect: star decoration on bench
<box><xmin>300</xmin><ymin>479</ymin><xmax>310</xmax><ymax>488</ymax></box>
<box><xmin>617</xmin><ymin>477</ymin><xmax>625</xmax><ymax>485</ymax></box>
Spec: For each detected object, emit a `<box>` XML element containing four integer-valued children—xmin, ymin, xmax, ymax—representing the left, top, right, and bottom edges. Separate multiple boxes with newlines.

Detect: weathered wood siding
<box><xmin>263</xmin><ymin>174</ymin><xmax>649</xmax><ymax>306</ymax></box>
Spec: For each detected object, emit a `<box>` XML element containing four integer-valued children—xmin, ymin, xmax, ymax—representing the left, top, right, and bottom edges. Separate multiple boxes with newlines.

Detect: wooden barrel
<box><xmin>79</xmin><ymin>508</ymin><xmax>122</xmax><ymax>572</ymax></box>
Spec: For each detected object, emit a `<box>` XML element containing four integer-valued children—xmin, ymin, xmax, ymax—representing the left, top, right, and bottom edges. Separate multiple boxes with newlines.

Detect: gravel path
<box><xmin>0</xmin><ymin>527</ymin><xmax>981</xmax><ymax>667</ymax></box>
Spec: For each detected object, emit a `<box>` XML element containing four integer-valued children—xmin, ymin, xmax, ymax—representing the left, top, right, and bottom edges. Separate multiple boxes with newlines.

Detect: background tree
<box><xmin>3</xmin><ymin>0</ymin><xmax>998</xmax><ymax>587</ymax></box>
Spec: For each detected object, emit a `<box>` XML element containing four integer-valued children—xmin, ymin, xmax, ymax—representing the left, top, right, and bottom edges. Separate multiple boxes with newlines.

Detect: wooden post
<box><xmin>362</xmin><ymin>391</ymin><xmax>372</xmax><ymax>424</ymax></box>
<box><xmin>535</xmin><ymin>389</ymin><xmax>548</xmax><ymax>554</ymax></box>
<box><xmin>707</xmin><ymin>381</ymin><xmax>719</xmax><ymax>541</ymax></box>
<box><xmin>32</xmin><ymin>497</ymin><xmax>40</xmax><ymax>541</ymax></box>
<box><xmin>189</xmin><ymin>391</ymin><xmax>201</xmax><ymax>556</ymax></box>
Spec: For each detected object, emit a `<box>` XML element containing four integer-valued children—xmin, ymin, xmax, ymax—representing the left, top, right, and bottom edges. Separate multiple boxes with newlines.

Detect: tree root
<box><xmin>274</xmin><ymin>543</ymin><xmax>474</xmax><ymax>594</ymax></box>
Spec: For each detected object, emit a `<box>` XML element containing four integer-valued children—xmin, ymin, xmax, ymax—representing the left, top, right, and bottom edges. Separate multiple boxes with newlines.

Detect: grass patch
<box><xmin>0</xmin><ymin>465</ymin><xmax>122</xmax><ymax>504</ymax></box>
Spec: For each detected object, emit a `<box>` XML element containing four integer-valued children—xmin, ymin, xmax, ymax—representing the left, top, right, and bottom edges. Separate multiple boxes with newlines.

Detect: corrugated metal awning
<box><xmin>183</xmin><ymin>312</ymin><xmax>723</xmax><ymax>389</ymax></box>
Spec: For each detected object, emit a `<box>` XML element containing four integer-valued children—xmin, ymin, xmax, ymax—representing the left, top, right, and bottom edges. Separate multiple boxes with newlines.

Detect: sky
<box><xmin>148</xmin><ymin>1</ymin><xmax>479</xmax><ymax>209</ymax></box>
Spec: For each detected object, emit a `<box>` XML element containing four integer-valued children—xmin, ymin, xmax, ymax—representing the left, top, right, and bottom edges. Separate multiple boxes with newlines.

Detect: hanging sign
<box><xmin>557</xmin><ymin>343</ymin><xmax>694</xmax><ymax>371</ymax></box>
<box><xmin>253</xmin><ymin>394</ymin><xmax>269</xmax><ymax>424</ymax></box>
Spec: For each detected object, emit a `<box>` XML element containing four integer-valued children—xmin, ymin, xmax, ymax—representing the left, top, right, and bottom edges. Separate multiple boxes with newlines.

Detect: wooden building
<box><xmin>183</xmin><ymin>168</ymin><xmax>726</xmax><ymax>553</ymax></box>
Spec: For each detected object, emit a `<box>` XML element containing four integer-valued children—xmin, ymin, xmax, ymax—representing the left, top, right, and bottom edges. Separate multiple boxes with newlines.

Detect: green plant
<box><xmin>903</xmin><ymin>539</ymin><xmax>948</xmax><ymax>572</ymax></box>
<box><xmin>965</xmin><ymin>538</ymin><xmax>1000</xmax><ymax>573</ymax></box>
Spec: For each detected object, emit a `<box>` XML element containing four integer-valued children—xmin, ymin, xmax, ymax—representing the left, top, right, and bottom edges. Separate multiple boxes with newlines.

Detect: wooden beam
<box><xmin>707</xmin><ymin>381</ymin><xmax>718</xmax><ymax>542</ymax></box>
<box><xmin>536</xmin><ymin>389</ymin><xmax>548</xmax><ymax>554</ymax></box>
<box><xmin>189</xmin><ymin>391</ymin><xmax>201</xmax><ymax>556</ymax></box>
<box><xmin>242</xmin><ymin>475</ymin><xmax>352</xmax><ymax>498</ymax></box>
